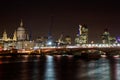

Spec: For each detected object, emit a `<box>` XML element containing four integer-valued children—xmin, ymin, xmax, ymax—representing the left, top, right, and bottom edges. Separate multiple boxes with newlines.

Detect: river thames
<box><xmin>0</xmin><ymin>55</ymin><xmax>120</xmax><ymax>80</ymax></box>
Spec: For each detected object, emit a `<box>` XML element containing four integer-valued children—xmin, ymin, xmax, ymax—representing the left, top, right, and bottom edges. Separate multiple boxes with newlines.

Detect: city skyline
<box><xmin>0</xmin><ymin>1</ymin><xmax>120</xmax><ymax>42</ymax></box>
<box><xmin>0</xmin><ymin>21</ymin><xmax>117</xmax><ymax>44</ymax></box>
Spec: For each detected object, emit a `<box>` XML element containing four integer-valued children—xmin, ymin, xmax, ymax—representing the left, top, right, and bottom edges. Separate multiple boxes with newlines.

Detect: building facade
<box><xmin>0</xmin><ymin>20</ymin><xmax>34</xmax><ymax>50</ymax></box>
<box><xmin>75</xmin><ymin>25</ymin><xmax>88</xmax><ymax>44</ymax></box>
<box><xmin>101</xmin><ymin>29</ymin><xmax>116</xmax><ymax>44</ymax></box>
<box><xmin>16</xmin><ymin>20</ymin><xmax>29</xmax><ymax>41</ymax></box>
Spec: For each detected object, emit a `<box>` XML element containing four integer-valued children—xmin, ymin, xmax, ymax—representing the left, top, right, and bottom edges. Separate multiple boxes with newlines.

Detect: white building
<box><xmin>17</xmin><ymin>20</ymin><xmax>29</xmax><ymax>41</ymax></box>
<box><xmin>0</xmin><ymin>20</ymin><xmax>34</xmax><ymax>50</ymax></box>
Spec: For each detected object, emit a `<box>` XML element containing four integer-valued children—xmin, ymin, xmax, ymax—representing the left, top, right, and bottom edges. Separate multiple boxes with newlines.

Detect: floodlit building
<box><xmin>64</xmin><ymin>36</ymin><xmax>72</xmax><ymax>45</ymax></box>
<box><xmin>16</xmin><ymin>20</ymin><xmax>34</xmax><ymax>49</ymax></box>
<box><xmin>75</xmin><ymin>25</ymin><xmax>88</xmax><ymax>44</ymax></box>
<box><xmin>46</xmin><ymin>35</ymin><xmax>54</xmax><ymax>46</ymax></box>
<box><xmin>16</xmin><ymin>20</ymin><xmax>29</xmax><ymax>41</ymax></box>
<box><xmin>0</xmin><ymin>20</ymin><xmax>34</xmax><ymax>50</ymax></box>
<box><xmin>101</xmin><ymin>28</ymin><xmax>116</xmax><ymax>44</ymax></box>
<box><xmin>2</xmin><ymin>30</ymin><xmax>8</xmax><ymax>41</ymax></box>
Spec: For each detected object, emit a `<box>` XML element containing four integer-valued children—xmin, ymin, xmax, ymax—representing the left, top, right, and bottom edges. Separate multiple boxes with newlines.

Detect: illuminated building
<box><xmin>2</xmin><ymin>30</ymin><xmax>8</xmax><ymax>41</ymax></box>
<box><xmin>116</xmin><ymin>36</ymin><xmax>120</xmax><ymax>43</ymax></box>
<box><xmin>1</xmin><ymin>30</ymin><xmax>16</xmax><ymax>50</ymax></box>
<box><xmin>75</xmin><ymin>25</ymin><xmax>88</xmax><ymax>44</ymax></box>
<box><xmin>13</xmin><ymin>30</ymin><xmax>17</xmax><ymax>41</ymax></box>
<box><xmin>16</xmin><ymin>20</ymin><xmax>33</xmax><ymax>49</ymax></box>
<box><xmin>16</xmin><ymin>20</ymin><xmax>29</xmax><ymax>41</ymax></box>
<box><xmin>35</xmin><ymin>36</ymin><xmax>46</xmax><ymax>48</ymax></box>
<box><xmin>64</xmin><ymin>36</ymin><xmax>72</xmax><ymax>45</ymax></box>
<box><xmin>0</xmin><ymin>20</ymin><xmax>34</xmax><ymax>50</ymax></box>
<box><xmin>56</xmin><ymin>34</ymin><xmax>64</xmax><ymax>46</ymax></box>
<box><xmin>46</xmin><ymin>35</ymin><xmax>54</xmax><ymax>46</ymax></box>
<box><xmin>101</xmin><ymin>28</ymin><xmax>116</xmax><ymax>44</ymax></box>
<box><xmin>1</xmin><ymin>20</ymin><xmax>29</xmax><ymax>42</ymax></box>
<box><xmin>1</xmin><ymin>30</ymin><xmax>17</xmax><ymax>42</ymax></box>
<box><xmin>75</xmin><ymin>34</ymin><xmax>80</xmax><ymax>44</ymax></box>
<box><xmin>16</xmin><ymin>41</ymin><xmax>34</xmax><ymax>50</ymax></box>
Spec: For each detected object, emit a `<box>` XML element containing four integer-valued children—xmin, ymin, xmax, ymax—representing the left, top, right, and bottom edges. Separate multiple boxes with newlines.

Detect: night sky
<box><xmin>0</xmin><ymin>0</ymin><xmax>120</xmax><ymax>43</ymax></box>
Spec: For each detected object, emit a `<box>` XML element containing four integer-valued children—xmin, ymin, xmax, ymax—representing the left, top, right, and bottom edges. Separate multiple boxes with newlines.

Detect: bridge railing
<box><xmin>66</xmin><ymin>43</ymin><xmax>120</xmax><ymax>48</ymax></box>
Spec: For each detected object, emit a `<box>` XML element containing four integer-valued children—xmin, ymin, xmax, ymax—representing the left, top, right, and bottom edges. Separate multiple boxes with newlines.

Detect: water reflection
<box><xmin>75</xmin><ymin>58</ymin><xmax>111</xmax><ymax>80</ymax></box>
<box><xmin>0</xmin><ymin>55</ymin><xmax>120</xmax><ymax>80</ymax></box>
<box><xmin>116</xmin><ymin>58</ymin><xmax>120</xmax><ymax>80</ymax></box>
<box><xmin>20</xmin><ymin>61</ymin><xmax>29</xmax><ymax>80</ymax></box>
<box><xmin>44</xmin><ymin>55</ymin><xmax>56</xmax><ymax>80</ymax></box>
<box><xmin>88</xmin><ymin>59</ymin><xmax>110</xmax><ymax>80</ymax></box>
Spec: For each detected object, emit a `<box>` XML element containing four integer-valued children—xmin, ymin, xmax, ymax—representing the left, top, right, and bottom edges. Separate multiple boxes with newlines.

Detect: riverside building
<box><xmin>75</xmin><ymin>25</ymin><xmax>88</xmax><ymax>45</ymax></box>
<box><xmin>0</xmin><ymin>20</ymin><xmax>34</xmax><ymax>50</ymax></box>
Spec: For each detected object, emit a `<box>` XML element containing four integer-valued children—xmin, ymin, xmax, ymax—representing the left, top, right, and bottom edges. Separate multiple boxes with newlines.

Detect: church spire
<box><xmin>20</xmin><ymin>19</ymin><xmax>23</xmax><ymax>27</ymax></box>
<box><xmin>13</xmin><ymin>30</ymin><xmax>17</xmax><ymax>41</ymax></box>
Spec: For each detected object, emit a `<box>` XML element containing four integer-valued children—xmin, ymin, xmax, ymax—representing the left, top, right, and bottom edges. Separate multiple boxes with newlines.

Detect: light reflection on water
<box><xmin>116</xmin><ymin>58</ymin><xmax>120</xmax><ymax>80</ymax></box>
<box><xmin>44</xmin><ymin>55</ymin><xmax>56</xmax><ymax>80</ymax></box>
<box><xmin>87</xmin><ymin>59</ymin><xmax>110</xmax><ymax>80</ymax></box>
<box><xmin>0</xmin><ymin>55</ymin><xmax>120</xmax><ymax>80</ymax></box>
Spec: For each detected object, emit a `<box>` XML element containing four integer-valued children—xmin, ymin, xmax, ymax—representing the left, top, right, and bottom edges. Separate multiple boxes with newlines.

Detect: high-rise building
<box><xmin>75</xmin><ymin>25</ymin><xmax>88</xmax><ymax>44</ymax></box>
<box><xmin>101</xmin><ymin>28</ymin><xmax>116</xmax><ymax>44</ymax></box>
<box><xmin>101</xmin><ymin>29</ymin><xmax>110</xmax><ymax>44</ymax></box>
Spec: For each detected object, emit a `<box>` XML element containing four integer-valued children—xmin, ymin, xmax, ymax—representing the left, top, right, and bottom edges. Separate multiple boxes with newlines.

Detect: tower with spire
<box><xmin>13</xmin><ymin>30</ymin><xmax>17</xmax><ymax>41</ymax></box>
<box><xmin>2</xmin><ymin>30</ymin><xmax>8</xmax><ymax>41</ymax></box>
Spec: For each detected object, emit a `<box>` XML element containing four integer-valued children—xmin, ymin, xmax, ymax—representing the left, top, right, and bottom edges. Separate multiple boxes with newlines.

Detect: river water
<box><xmin>0</xmin><ymin>55</ymin><xmax>120</xmax><ymax>80</ymax></box>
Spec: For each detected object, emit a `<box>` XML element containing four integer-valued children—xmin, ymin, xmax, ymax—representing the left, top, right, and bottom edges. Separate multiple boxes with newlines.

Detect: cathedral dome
<box><xmin>16</xmin><ymin>20</ymin><xmax>26</xmax><ymax>41</ymax></box>
<box><xmin>17</xmin><ymin>27</ymin><xmax>25</xmax><ymax>31</ymax></box>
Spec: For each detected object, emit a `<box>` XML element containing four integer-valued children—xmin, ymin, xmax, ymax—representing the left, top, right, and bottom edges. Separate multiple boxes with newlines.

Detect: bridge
<box><xmin>36</xmin><ymin>44</ymin><xmax>120</xmax><ymax>57</ymax></box>
<box><xmin>1</xmin><ymin>43</ymin><xmax>120</xmax><ymax>58</ymax></box>
<box><xmin>39</xmin><ymin>43</ymin><xmax>120</xmax><ymax>52</ymax></box>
